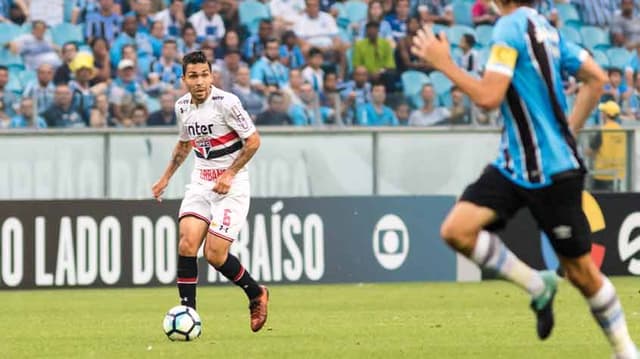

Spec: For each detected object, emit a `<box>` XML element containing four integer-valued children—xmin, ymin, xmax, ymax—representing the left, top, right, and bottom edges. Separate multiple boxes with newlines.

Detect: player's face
<box><xmin>183</xmin><ymin>63</ymin><xmax>213</xmax><ymax>102</ymax></box>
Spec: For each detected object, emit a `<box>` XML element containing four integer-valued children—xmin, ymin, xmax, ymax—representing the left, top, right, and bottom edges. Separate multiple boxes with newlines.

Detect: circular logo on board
<box><xmin>372</xmin><ymin>214</ymin><xmax>410</xmax><ymax>270</ymax></box>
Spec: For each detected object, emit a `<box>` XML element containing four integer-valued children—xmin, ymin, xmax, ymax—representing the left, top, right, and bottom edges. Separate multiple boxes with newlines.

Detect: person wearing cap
<box><xmin>587</xmin><ymin>100</ymin><xmax>627</xmax><ymax>191</ymax></box>
<box><xmin>109</xmin><ymin>58</ymin><xmax>149</xmax><ymax>124</ymax></box>
<box><xmin>68</xmin><ymin>52</ymin><xmax>102</xmax><ymax>124</ymax></box>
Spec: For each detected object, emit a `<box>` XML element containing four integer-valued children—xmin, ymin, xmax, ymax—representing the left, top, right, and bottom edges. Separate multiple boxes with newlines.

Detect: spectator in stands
<box><xmin>30</xmin><ymin>0</ymin><xmax>64</xmax><ymax>26</ymax></box>
<box><xmin>218</xmin><ymin>0</ymin><xmax>240</xmax><ymax>31</ymax></box>
<box><xmin>127</xmin><ymin>0</ymin><xmax>154</xmax><ymax>33</ymax></box>
<box><xmin>290</xmin><ymin>82</ymin><xmax>331</xmax><ymax>125</ymax></box>
<box><xmin>624</xmin><ymin>72</ymin><xmax>640</xmax><ymax>120</ymax></box>
<box><xmin>0</xmin><ymin>0</ymin><xmax>27</xmax><ymax>23</ymax></box>
<box><xmin>232</xmin><ymin>65</ymin><xmax>266</xmax><ymax>119</ymax></box>
<box><xmin>69</xmin><ymin>52</ymin><xmax>104</xmax><ymax>123</ymax></box>
<box><xmin>110</xmin><ymin>15</ymin><xmax>154</xmax><ymax>71</ymax></box>
<box><xmin>10</xmin><ymin>97</ymin><xmax>46</xmax><ymax>128</ymax></box>
<box><xmin>302</xmin><ymin>47</ymin><xmax>324</xmax><ymax>93</ymax></box>
<box><xmin>119</xmin><ymin>44</ymin><xmax>146</xmax><ymax>81</ymax></box>
<box><xmin>611</xmin><ymin>0</ymin><xmax>640</xmax><ymax>49</ymax></box>
<box><xmin>395</xmin><ymin>102</ymin><xmax>410</xmax><ymax>125</ymax></box>
<box><xmin>473</xmin><ymin>106</ymin><xmax>501</xmax><ymax>126</ymax></box>
<box><xmin>147</xmin><ymin>92</ymin><xmax>177</xmax><ymax>126</ymax></box>
<box><xmin>356</xmin><ymin>0</ymin><xmax>394</xmax><ymax>46</ymax></box>
<box><xmin>355</xmin><ymin>82</ymin><xmax>397</xmax><ymax>126</ymax></box>
<box><xmin>150</xmin><ymin>39</ymin><xmax>183</xmax><ymax>89</ymax></box>
<box><xmin>90</xmin><ymin>37</ymin><xmax>112</xmax><ymax>83</ymax></box>
<box><xmin>294</xmin><ymin>0</ymin><xmax>340</xmax><ymax>53</ymax></box>
<box><xmin>53</xmin><ymin>42</ymin><xmax>78</xmax><ymax>86</ymax></box>
<box><xmin>279</xmin><ymin>30</ymin><xmax>305</xmax><ymax>70</ymax></box>
<box><xmin>153</xmin><ymin>0</ymin><xmax>186</xmax><ymax>37</ymax></box>
<box><xmin>250</xmin><ymin>37</ymin><xmax>290</xmax><ymax>95</ymax></box>
<box><xmin>416</xmin><ymin>0</ymin><xmax>453</xmax><ymax>26</ymax></box>
<box><xmin>178</xmin><ymin>23</ymin><xmax>200</xmax><ymax>56</ymax></box>
<box><xmin>188</xmin><ymin>0</ymin><xmax>226</xmax><ymax>43</ymax></box>
<box><xmin>320</xmin><ymin>72</ymin><xmax>344</xmax><ymax>123</ymax></box>
<box><xmin>42</xmin><ymin>84</ymin><xmax>87</xmax><ymax>128</ymax></box>
<box><xmin>218</xmin><ymin>48</ymin><xmax>244</xmax><ymax>91</ymax></box>
<box><xmin>587</xmin><ymin>100</ymin><xmax>627</xmax><ymax>191</ymax></box>
<box><xmin>73</xmin><ymin>0</ymin><xmax>121</xmax><ymax>24</ymax></box>
<box><xmin>471</xmin><ymin>0</ymin><xmax>499</xmax><ymax>25</ymax></box>
<box><xmin>244</xmin><ymin>19</ymin><xmax>274</xmax><ymax>65</ymax></box>
<box><xmin>456</xmin><ymin>34</ymin><xmax>480</xmax><ymax>73</ymax></box>
<box><xmin>150</xmin><ymin>20</ymin><xmax>167</xmax><ymax>57</ymax></box>
<box><xmin>385</xmin><ymin>0</ymin><xmax>409</xmax><ymax>41</ymax></box>
<box><xmin>397</xmin><ymin>16</ymin><xmax>431</xmax><ymax>72</ymax></box>
<box><xmin>352</xmin><ymin>21</ymin><xmax>396</xmax><ymax>91</ymax></box>
<box><xmin>573</xmin><ymin>0</ymin><xmax>616</xmax><ymax>27</ymax></box>
<box><xmin>282</xmin><ymin>68</ymin><xmax>304</xmax><ymax>106</ymax></box>
<box><xmin>215</xmin><ymin>29</ymin><xmax>240</xmax><ymax>59</ymax></box>
<box><xmin>0</xmin><ymin>66</ymin><xmax>17</xmax><ymax>117</ymax></box>
<box><xmin>408</xmin><ymin>84</ymin><xmax>450</xmax><ymax>126</ymax></box>
<box><xmin>211</xmin><ymin>63</ymin><xmax>224</xmax><ymax>88</ymax></box>
<box><xmin>85</xmin><ymin>0</ymin><xmax>123</xmax><ymax>45</ymax></box>
<box><xmin>129</xmin><ymin>104</ymin><xmax>149</xmax><ymax>126</ymax></box>
<box><xmin>535</xmin><ymin>0</ymin><xmax>557</xmax><ymax>26</ymax></box>
<box><xmin>89</xmin><ymin>93</ymin><xmax>112</xmax><ymax>127</ymax></box>
<box><xmin>447</xmin><ymin>86</ymin><xmax>472</xmax><ymax>125</ymax></box>
<box><xmin>22</xmin><ymin>63</ymin><xmax>55</xmax><ymax>115</ymax></box>
<box><xmin>8</xmin><ymin>20</ymin><xmax>61</xmax><ymax>71</ymax></box>
<box><xmin>109</xmin><ymin>59</ymin><xmax>148</xmax><ymax>124</ymax></box>
<box><xmin>0</xmin><ymin>101</ymin><xmax>9</xmax><ymax>128</ymax></box>
<box><xmin>605</xmin><ymin>68</ymin><xmax>628</xmax><ymax>104</ymax></box>
<box><xmin>339</xmin><ymin>66</ymin><xmax>372</xmax><ymax>122</ymax></box>
<box><xmin>256</xmin><ymin>91</ymin><xmax>294</xmax><ymax>125</ymax></box>
<box><xmin>270</xmin><ymin>0</ymin><xmax>305</xmax><ymax>32</ymax></box>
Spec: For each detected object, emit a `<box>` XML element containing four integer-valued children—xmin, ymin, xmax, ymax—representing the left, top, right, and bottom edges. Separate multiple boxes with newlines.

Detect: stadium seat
<box><xmin>239</xmin><ymin>0</ymin><xmax>270</xmax><ymax>34</ymax></box>
<box><xmin>592</xmin><ymin>49</ymin><xmax>610</xmax><ymax>68</ymax></box>
<box><xmin>429</xmin><ymin>71</ymin><xmax>453</xmax><ymax>95</ymax></box>
<box><xmin>432</xmin><ymin>24</ymin><xmax>449</xmax><ymax>37</ymax></box>
<box><xmin>401</xmin><ymin>70</ymin><xmax>431</xmax><ymax>99</ymax></box>
<box><xmin>559</xmin><ymin>26</ymin><xmax>582</xmax><ymax>46</ymax></box>
<box><xmin>606</xmin><ymin>47</ymin><xmax>633</xmax><ymax>70</ymax></box>
<box><xmin>447</xmin><ymin>25</ymin><xmax>475</xmax><ymax>47</ymax></box>
<box><xmin>51</xmin><ymin>23</ymin><xmax>84</xmax><ymax>46</ymax></box>
<box><xmin>556</xmin><ymin>3</ymin><xmax>581</xmax><ymax>25</ymax></box>
<box><xmin>343</xmin><ymin>0</ymin><xmax>368</xmax><ymax>25</ymax></box>
<box><xmin>18</xmin><ymin>70</ymin><xmax>36</xmax><ymax>86</ymax></box>
<box><xmin>475</xmin><ymin>25</ymin><xmax>493</xmax><ymax>47</ymax></box>
<box><xmin>452</xmin><ymin>2</ymin><xmax>473</xmax><ymax>27</ymax></box>
<box><xmin>345</xmin><ymin>47</ymin><xmax>354</xmax><ymax>76</ymax></box>
<box><xmin>0</xmin><ymin>49</ymin><xmax>24</xmax><ymax>68</ymax></box>
<box><xmin>64</xmin><ymin>0</ymin><xmax>74</xmax><ymax>22</ymax></box>
<box><xmin>0</xmin><ymin>23</ymin><xmax>22</xmax><ymax>46</ymax></box>
<box><xmin>580</xmin><ymin>26</ymin><xmax>610</xmax><ymax>51</ymax></box>
<box><xmin>6</xmin><ymin>73</ymin><xmax>22</xmax><ymax>94</ymax></box>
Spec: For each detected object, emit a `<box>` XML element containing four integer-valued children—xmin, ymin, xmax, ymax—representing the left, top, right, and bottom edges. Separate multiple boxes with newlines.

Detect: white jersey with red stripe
<box><xmin>176</xmin><ymin>86</ymin><xmax>256</xmax><ymax>185</ymax></box>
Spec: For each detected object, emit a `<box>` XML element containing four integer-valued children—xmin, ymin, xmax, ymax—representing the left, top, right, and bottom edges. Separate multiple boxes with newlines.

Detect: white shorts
<box><xmin>178</xmin><ymin>171</ymin><xmax>250</xmax><ymax>242</ymax></box>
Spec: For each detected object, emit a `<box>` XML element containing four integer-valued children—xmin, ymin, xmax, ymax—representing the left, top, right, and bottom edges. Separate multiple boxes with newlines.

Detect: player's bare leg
<box><xmin>177</xmin><ymin>216</ymin><xmax>209</xmax><ymax>310</ymax></box>
<box><xmin>440</xmin><ymin>201</ymin><xmax>556</xmax><ymax>339</ymax></box>
<box><xmin>204</xmin><ymin>233</ymin><xmax>269</xmax><ymax>332</ymax></box>
<box><xmin>560</xmin><ymin>255</ymin><xmax>638</xmax><ymax>358</ymax></box>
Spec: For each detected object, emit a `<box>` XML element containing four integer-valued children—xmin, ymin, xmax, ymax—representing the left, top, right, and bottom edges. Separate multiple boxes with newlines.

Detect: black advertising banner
<box><xmin>499</xmin><ymin>192</ymin><xmax>640</xmax><ymax>276</ymax></box>
<box><xmin>0</xmin><ymin>197</ymin><xmax>456</xmax><ymax>289</ymax></box>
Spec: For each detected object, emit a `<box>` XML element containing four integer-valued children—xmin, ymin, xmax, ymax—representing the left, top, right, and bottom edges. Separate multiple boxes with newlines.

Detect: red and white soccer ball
<box><xmin>163</xmin><ymin>305</ymin><xmax>202</xmax><ymax>341</ymax></box>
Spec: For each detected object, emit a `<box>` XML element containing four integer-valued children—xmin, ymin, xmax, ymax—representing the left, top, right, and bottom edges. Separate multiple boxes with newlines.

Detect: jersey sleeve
<box><xmin>485</xmin><ymin>17</ymin><xmax>521</xmax><ymax>78</ymax></box>
<box><xmin>559</xmin><ymin>35</ymin><xmax>588</xmax><ymax>77</ymax></box>
<box><xmin>224</xmin><ymin>95</ymin><xmax>257</xmax><ymax>139</ymax></box>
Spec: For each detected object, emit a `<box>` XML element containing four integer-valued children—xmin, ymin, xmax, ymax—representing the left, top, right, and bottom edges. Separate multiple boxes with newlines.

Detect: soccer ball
<box><xmin>163</xmin><ymin>305</ymin><xmax>202</xmax><ymax>341</ymax></box>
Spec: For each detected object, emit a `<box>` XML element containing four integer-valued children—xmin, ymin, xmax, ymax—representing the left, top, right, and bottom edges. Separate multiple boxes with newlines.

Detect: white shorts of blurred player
<box><xmin>178</xmin><ymin>169</ymin><xmax>250</xmax><ymax>242</ymax></box>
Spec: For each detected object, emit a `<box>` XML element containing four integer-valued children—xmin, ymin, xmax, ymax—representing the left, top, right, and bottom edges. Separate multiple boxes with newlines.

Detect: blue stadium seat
<box><xmin>0</xmin><ymin>49</ymin><xmax>24</xmax><ymax>68</ymax></box>
<box><xmin>559</xmin><ymin>26</ymin><xmax>582</xmax><ymax>46</ymax></box>
<box><xmin>592</xmin><ymin>49</ymin><xmax>610</xmax><ymax>69</ymax></box>
<box><xmin>452</xmin><ymin>2</ymin><xmax>473</xmax><ymax>27</ymax></box>
<box><xmin>606</xmin><ymin>47</ymin><xmax>633</xmax><ymax>70</ymax></box>
<box><xmin>401</xmin><ymin>70</ymin><xmax>430</xmax><ymax>98</ymax></box>
<box><xmin>556</xmin><ymin>3</ymin><xmax>581</xmax><ymax>25</ymax></box>
<box><xmin>430</xmin><ymin>71</ymin><xmax>453</xmax><ymax>95</ymax></box>
<box><xmin>6</xmin><ymin>73</ymin><xmax>22</xmax><ymax>94</ymax></box>
<box><xmin>18</xmin><ymin>70</ymin><xmax>36</xmax><ymax>86</ymax></box>
<box><xmin>432</xmin><ymin>24</ymin><xmax>449</xmax><ymax>37</ymax></box>
<box><xmin>51</xmin><ymin>23</ymin><xmax>84</xmax><ymax>46</ymax></box>
<box><xmin>0</xmin><ymin>23</ymin><xmax>22</xmax><ymax>46</ymax></box>
<box><xmin>580</xmin><ymin>26</ymin><xmax>610</xmax><ymax>51</ymax></box>
<box><xmin>345</xmin><ymin>47</ymin><xmax>354</xmax><ymax>76</ymax></box>
<box><xmin>343</xmin><ymin>1</ymin><xmax>368</xmax><ymax>25</ymax></box>
<box><xmin>239</xmin><ymin>0</ymin><xmax>270</xmax><ymax>35</ymax></box>
<box><xmin>447</xmin><ymin>25</ymin><xmax>475</xmax><ymax>47</ymax></box>
<box><xmin>64</xmin><ymin>0</ymin><xmax>75</xmax><ymax>22</ymax></box>
<box><xmin>475</xmin><ymin>25</ymin><xmax>493</xmax><ymax>47</ymax></box>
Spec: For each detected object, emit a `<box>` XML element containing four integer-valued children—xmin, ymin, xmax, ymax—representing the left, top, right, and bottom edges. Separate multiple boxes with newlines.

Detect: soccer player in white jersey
<box><xmin>152</xmin><ymin>51</ymin><xmax>268</xmax><ymax>332</ymax></box>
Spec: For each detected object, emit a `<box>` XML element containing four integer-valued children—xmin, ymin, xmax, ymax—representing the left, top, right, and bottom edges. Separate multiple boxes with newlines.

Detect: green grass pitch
<box><xmin>2</xmin><ymin>277</ymin><xmax>639</xmax><ymax>358</ymax></box>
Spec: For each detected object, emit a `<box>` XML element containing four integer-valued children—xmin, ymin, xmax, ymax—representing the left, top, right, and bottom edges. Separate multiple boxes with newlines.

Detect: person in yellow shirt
<box><xmin>587</xmin><ymin>100</ymin><xmax>627</xmax><ymax>191</ymax></box>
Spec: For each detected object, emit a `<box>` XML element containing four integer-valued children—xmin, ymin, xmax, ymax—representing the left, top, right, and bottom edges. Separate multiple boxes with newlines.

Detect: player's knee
<box><xmin>205</xmin><ymin>245</ymin><xmax>228</xmax><ymax>268</ymax></box>
<box><xmin>178</xmin><ymin>233</ymin><xmax>200</xmax><ymax>256</ymax></box>
<box><xmin>440</xmin><ymin>221</ymin><xmax>477</xmax><ymax>250</ymax></box>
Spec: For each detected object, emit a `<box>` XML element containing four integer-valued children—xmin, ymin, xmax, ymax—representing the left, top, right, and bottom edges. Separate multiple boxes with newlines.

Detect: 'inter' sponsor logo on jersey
<box><xmin>186</xmin><ymin>122</ymin><xmax>215</xmax><ymax>136</ymax></box>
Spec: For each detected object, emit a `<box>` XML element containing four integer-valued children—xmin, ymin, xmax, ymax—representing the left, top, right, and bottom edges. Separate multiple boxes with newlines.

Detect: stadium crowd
<box><xmin>0</xmin><ymin>0</ymin><xmax>639</xmax><ymax>128</ymax></box>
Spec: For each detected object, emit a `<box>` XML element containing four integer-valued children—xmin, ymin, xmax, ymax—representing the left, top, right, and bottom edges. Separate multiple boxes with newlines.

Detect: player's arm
<box><xmin>567</xmin><ymin>57</ymin><xmax>607</xmax><ymax>134</ymax></box>
<box><xmin>152</xmin><ymin>140</ymin><xmax>192</xmax><ymax>201</ymax></box>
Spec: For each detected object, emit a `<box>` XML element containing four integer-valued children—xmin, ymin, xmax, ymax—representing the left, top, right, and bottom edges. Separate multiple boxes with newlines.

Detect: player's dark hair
<box><xmin>308</xmin><ymin>47</ymin><xmax>323</xmax><ymax>58</ymax></box>
<box><xmin>281</xmin><ymin>30</ymin><xmax>296</xmax><ymax>43</ymax></box>
<box><xmin>182</xmin><ymin>51</ymin><xmax>211</xmax><ymax>74</ymax></box>
<box><xmin>608</xmin><ymin>67</ymin><xmax>623</xmax><ymax>76</ymax></box>
<box><xmin>462</xmin><ymin>34</ymin><xmax>476</xmax><ymax>48</ymax></box>
<box><xmin>366</xmin><ymin>21</ymin><xmax>380</xmax><ymax>30</ymax></box>
<box><xmin>371</xmin><ymin>81</ymin><xmax>386</xmax><ymax>90</ymax></box>
<box><xmin>260</xmin><ymin>18</ymin><xmax>273</xmax><ymax>26</ymax></box>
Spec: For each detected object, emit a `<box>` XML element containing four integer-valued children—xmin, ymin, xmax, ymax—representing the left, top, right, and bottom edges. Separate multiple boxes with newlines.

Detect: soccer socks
<box><xmin>177</xmin><ymin>255</ymin><xmax>198</xmax><ymax>309</ymax></box>
<box><xmin>216</xmin><ymin>254</ymin><xmax>262</xmax><ymax>300</ymax></box>
<box><xmin>471</xmin><ymin>231</ymin><xmax>545</xmax><ymax>298</ymax></box>
<box><xmin>588</xmin><ymin>276</ymin><xmax>637</xmax><ymax>357</ymax></box>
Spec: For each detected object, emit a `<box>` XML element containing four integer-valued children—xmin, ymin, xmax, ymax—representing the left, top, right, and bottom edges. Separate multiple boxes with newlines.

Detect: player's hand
<box><xmin>152</xmin><ymin>177</ymin><xmax>169</xmax><ymax>202</ymax></box>
<box><xmin>213</xmin><ymin>170</ymin><xmax>236</xmax><ymax>195</ymax></box>
<box><xmin>411</xmin><ymin>25</ymin><xmax>452</xmax><ymax>71</ymax></box>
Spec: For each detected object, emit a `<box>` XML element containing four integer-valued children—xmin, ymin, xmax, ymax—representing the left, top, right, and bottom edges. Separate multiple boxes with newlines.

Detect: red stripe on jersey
<box><xmin>209</xmin><ymin>131</ymin><xmax>239</xmax><ymax>147</ymax></box>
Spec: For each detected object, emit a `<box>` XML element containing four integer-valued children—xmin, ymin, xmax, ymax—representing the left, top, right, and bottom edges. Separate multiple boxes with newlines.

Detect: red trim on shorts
<box><xmin>179</xmin><ymin>212</ymin><xmax>211</xmax><ymax>224</ymax></box>
<box><xmin>233</xmin><ymin>266</ymin><xmax>245</xmax><ymax>282</ymax></box>
<box><xmin>207</xmin><ymin>228</ymin><xmax>235</xmax><ymax>243</ymax></box>
<box><xmin>177</xmin><ymin>277</ymin><xmax>198</xmax><ymax>284</ymax></box>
